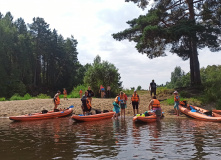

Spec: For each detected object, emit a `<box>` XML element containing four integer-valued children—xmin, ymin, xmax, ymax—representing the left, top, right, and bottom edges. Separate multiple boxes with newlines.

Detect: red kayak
<box><xmin>9</xmin><ymin>106</ymin><xmax>74</xmax><ymax>121</ymax></box>
<box><xmin>72</xmin><ymin>111</ymin><xmax>114</xmax><ymax>122</ymax></box>
<box><xmin>179</xmin><ymin>104</ymin><xmax>221</xmax><ymax>122</ymax></box>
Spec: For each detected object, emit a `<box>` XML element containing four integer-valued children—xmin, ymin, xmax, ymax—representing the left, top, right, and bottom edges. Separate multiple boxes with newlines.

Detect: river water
<box><xmin>1</xmin><ymin>116</ymin><xmax>221</xmax><ymax>160</ymax></box>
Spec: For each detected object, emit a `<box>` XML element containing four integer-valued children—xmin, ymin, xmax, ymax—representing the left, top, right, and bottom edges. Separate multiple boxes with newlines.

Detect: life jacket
<box><xmin>131</xmin><ymin>94</ymin><xmax>139</xmax><ymax>102</ymax></box>
<box><xmin>152</xmin><ymin>99</ymin><xmax>160</xmax><ymax>108</ymax></box>
<box><xmin>55</xmin><ymin>96</ymin><xmax>60</xmax><ymax>105</ymax></box>
<box><xmin>79</xmin><ymin>90</ymin><xmax>82</xmax><ymax>94</ymax></box>
<box><xmin>63</xmin><ymin>90</ymin><xmax>67</xmax><ymax>95</ymax></box>
<box><xmin>115</xmin><ymin>96</ymin><xmax>120</xmax><ymax>104</ymax></box>
<box><xmin>86</xmin><ymin>99</ymin><xmax>91</xmax><ymax>110</ymax></box>
<box><xmin>174</xmin><ymin>95</ymin><xmax>180</xmax><ymax>102</ymax></box>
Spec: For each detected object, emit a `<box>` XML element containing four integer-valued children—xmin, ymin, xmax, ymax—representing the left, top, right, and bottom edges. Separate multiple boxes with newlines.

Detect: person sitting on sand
<box><xmin>148</xmin><ymin>96</ymin><xmax>162</xmax><ymax>121</ymax></box>
<box><xmin>81</xmin><ymin>91</ymin><xmax>92</xmax><ymax>115</ymax></box>
<box><xmin>173</xmin><ymin>91</ymin><xmax>180</xmax><ymax>116</ymax></box>
<box><xmin>53</xmin><ymin>90</ymin><xmax>61</xmax><ymax>111</ymax></box>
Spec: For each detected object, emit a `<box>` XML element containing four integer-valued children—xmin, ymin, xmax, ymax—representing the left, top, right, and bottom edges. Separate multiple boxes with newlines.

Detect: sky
<box><xmin>1</xmin><ymin>0</ymin><xmax>220</xmax><ymax>89</ymax></box>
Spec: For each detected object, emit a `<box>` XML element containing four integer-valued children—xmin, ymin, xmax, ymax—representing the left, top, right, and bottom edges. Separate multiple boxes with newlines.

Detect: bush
<box><xmin>37</xmin><ymin>94</ymin><xmax>51</xmax><ymax>99</ymax></box>
<box><xmin>10</xmin><ymin>94</ymin><xmax>24</xmax><ymax>100</ymax></box>
<box><xmin>0</xmin><ymin>97</ymin><xmax>6</xmax><ymax>101</ymax></box>
<box><xmin>23</xmin><ymin>93</ymin><xmax>32</xmax><ymax>100</ymax></box>
<box><xmin>69</xmin><ymin>84</ymin><xmax>88</xmax><ymax>98</ymax></box>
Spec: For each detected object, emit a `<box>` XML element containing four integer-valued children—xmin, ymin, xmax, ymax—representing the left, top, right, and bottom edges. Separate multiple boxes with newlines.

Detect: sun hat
<box><xmin>174</xmin><ymin>91</ymin><xmax>178</xmax><ymax>94</ymax></box>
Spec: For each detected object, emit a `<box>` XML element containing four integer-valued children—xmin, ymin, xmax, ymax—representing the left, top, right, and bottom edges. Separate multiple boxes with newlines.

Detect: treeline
<box><xmin>0</xmin><ymin>12</ymin><xmax>85</xmax><ymax>98</ymax></box>
<box><xmin>165</xmin><ymin>65</ymin><xmax>221</xmax><ymax>108</ymax></box>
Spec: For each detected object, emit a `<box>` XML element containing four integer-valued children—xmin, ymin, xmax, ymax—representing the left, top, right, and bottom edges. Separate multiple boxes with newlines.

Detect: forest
<box><xmin>0</xmin><ymin>12</ymin><xmax>122</xmax><ymax>99</ymax></box>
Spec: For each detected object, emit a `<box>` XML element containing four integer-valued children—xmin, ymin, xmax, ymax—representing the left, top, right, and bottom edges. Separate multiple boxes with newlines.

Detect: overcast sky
<box><xmin>1</xmin><ymin>0</ymin><xmax>220</xmax><ymax>89</ymax></box>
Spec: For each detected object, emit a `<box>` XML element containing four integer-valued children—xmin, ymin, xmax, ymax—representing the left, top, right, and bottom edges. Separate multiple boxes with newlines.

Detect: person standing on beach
<box><xmin>107</xmin><ymin>85</ymin><xmax>111</xmax><ymax>98</ymax></box>
<box><xmin>120</xmin><ymin>91</ymin><xmax>127</xmax><ymax>119</ymax></box>
<box><xmin>79</xmin><ymin>89</ymin><xmax>83</xmax><ymax>98</ymax></box>
<box><xmin>149</xmin><ymin>80</ymin><xmax>157</xmax><ymax>97</ymax></box>
<box><xmin>173</xmin><ymin>91</ymin><xmax>180</xmax><ymax>116</ymax></box>
<box><xmin>131</xmin><ymin>90</ymin><xmax>140</xmax><ymax>115</ymax></box>
<box><xmin>63</xmin><ymin>88</ymin><xmax>68</xmax><ymax>100</ymax></box>
<box><xmin>87</xmin><ymin>86</ymin><xmax>94</xmax><ymax>104</ymax></box>
<box><xmin>99</xmin><ymin>85</ymin><xmax>105</xmax><ymax>98</ymax></box>
<box><xmin>53</xmin><ymin>90</ymin><xmax>61</xmax><ymax>111</ymax></box>
<box><xmin>148</xmin><ymin>95</ymin><xmax>162</xmax><ymax>121</ymax></box>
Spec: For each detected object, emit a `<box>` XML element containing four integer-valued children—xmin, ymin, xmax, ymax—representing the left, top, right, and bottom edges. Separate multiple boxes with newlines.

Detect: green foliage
<box><xmin>0</xmin><ymin>97</ymin><xmax>6</xmax><ymax>101</ymax></box>
<box><xmin>136</xmin><ymin>85</ymin><xmax>142</xmax><ymax>91</ymax></box>
<box><xmin>0</xmin><ymin>12</ymin><xmax>82</xmax><ymax>98</ymax></box>
<box><xmin>10</xmin><ymin>94</ymin><xmax>24</xmax><ymax>101</ymax></box>
<box><xmin>69</xmin><ymin>85</ymin><xmax>88</xmax><ymax>98</ymax></box>
<box><xmin>36</xmin><ymin>94</ymin><xmax>51</xmax><ymax>99</ymax></box>
<box><xmin>84</xmin><ymin>55</ymin><xmax>122</xmax><ymax>97</ymax></box>
<box><xmin>113</xmin><ymin>0</ymin><xmax>221</xmax><ymax>85</ymax></box>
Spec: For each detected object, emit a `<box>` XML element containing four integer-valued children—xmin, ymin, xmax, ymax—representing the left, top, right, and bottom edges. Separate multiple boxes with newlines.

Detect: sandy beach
<box><xmin>0</xmin><ymin>92</ymin><xmax>184</xmax><ymax>118</ymax></box>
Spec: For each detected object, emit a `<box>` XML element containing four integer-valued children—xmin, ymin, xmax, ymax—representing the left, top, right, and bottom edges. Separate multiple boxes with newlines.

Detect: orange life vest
<box><xmin>79</xmin><ymin>90</ymin><xmax>82</xmax><ymax>94</ymax></box>
<box><xmin>86</xmin><ymin>99</ymin><xmax>91</xmax><ymax>109</ymax></box>
<box><xmin>174</xmin><ymin>95</ymin><xmax>180</xmax><ymax>102</ymax></box>
<box><xmin>131</xmin><ymin>94</ymin><xmax>139</xmax><ymax>102</ymax></box>
<box><xmin>63</xmin><ymin>90</ymin><xmax>67</xmax><ymax>95</ymax></box>
<box><xmin>115</xmin><ymin>96</ymin><xmax>120</xmax><ymax>104</ymax></box>
<box><xmin>152</xmin><ymin>99</ymin><xmax>160</xmax><ymax>108</ymax></box>
<box><xmin>55</xmin><ymin>96</ymin><xmax>60</xmax><ymax>105</ymax></box>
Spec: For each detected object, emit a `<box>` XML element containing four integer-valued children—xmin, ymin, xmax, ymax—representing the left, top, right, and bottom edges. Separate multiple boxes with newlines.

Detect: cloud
<box><xmin>1</xmin><ymin>0</ymin><xmax>220</xmax><ymax>90</ymax></box>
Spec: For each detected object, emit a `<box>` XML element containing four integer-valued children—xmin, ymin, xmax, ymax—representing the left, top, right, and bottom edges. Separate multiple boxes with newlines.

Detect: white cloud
<box><xmin>0</xmin><ymin>0</ymin><xmax>220</xmax><ymax>90</ymax></box>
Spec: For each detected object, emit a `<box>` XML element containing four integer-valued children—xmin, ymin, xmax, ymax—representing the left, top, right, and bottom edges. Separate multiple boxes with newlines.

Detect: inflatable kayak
<box><xmin>133</xmin><ymin>112</ymin><xmax>157</xmax><ymax>123</ymax></box>
<box><xmin>9</xmin><ymin>106</ymin><xmax>74</xmax><ymax>121</ymax></box>
<box><xmin>72</xmin><ymin>111</ymin><xmax>114</xmax><ymax>122</ymax></box>
<box><xmin>179</xmin><ymin>104</ymin><xmax>221</xmax><ymax>122</ymax></box>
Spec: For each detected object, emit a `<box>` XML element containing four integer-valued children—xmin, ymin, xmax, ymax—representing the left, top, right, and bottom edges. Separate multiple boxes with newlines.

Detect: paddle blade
<box><xmin>69</xmin><ymin>105</ymin><xmax>74</xmax><ymax>108</ymax></box>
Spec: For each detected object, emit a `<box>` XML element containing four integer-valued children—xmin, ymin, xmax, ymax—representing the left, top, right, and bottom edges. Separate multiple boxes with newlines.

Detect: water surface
<box><xmin>1</xmin><ymin>116</ymin><xmax>221</xmax><ymax>159</ymax></box>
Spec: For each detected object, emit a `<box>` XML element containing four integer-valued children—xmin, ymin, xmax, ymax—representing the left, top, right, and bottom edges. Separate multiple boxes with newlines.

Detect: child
<box><xmin>174</xmin><ymin>91</ymin><xmax>180</xmax><ymax>116</ymax></box>
<box><xmin>63</xmin><ymin>88</ymin><xmax>68</xmax><ymax>100</ymax></box>
<box><xmin>112</xmin><ymin>94</ymin><xmax>122</xmax><ymax>119</ymax></box>
<box><xmin>53</xmin><ymin>90</ymin><xmax>61</xmax><ymax>111</ymax></box>
<box><xmin>79</xmin><ymin>89</ymin><xmax>83</xmax><ymax>98</ymax></box>
<box><xmin>120</xmin><ymin>91</ymin><xmax>127</xmax><ymax>119</ymax></box>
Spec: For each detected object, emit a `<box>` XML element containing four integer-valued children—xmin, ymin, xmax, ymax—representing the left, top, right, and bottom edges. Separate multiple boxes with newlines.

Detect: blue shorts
<box><xmin>174</xmin><ymin>102</ymin><xmax>179</xmax><ymax>109</ymax></box>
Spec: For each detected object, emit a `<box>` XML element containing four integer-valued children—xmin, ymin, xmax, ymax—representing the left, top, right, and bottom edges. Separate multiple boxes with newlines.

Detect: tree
<box><xmin>84</xmin><ymin>55</ymin><xmax>122</xmax><ymax>97</ymax></box>
<box><xmin>113</xmin><ymin>0</ymin><xmax>221</xmax><ymax>86</ymax></box>
<box><xmin>136</xmin><ymin>85</ymin><xmax>142</xmax><ymax>90</ymax></box>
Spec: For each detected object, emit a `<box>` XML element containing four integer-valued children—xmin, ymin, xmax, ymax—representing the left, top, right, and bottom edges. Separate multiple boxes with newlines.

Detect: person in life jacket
<box><xmin>63</xmin><ymin>88</ymin><xmax>68</xmax><ymax>100</ymax></box>
<box><xmin>173</xmin><ymin>91</ymin><xmax>180</xmax><ymax>116</ymax></box>
<box><xmin>148</xmin><ymin>96</ymin><xmax>162</xmax><ymax>121</ymax></box>
<box><xmin>149</xmin><ymin>79</ymin><xmax>157</xmax><ymax>96</ymax></box>
<box><xmin>87</xmin><ymin>86</ymin><xmax>94</xmax><ymax>104</ymax></box>
<box><xmin>53</xmin><ymin>90</ymin><xmax>61</xmax><ymax>111</ymax></box>
<box><xmin>119</xmin><ymin>91</ymin><xmax>127</xmax><ymax>119</ymax></box>
<box><xmin>131</xmin><ymin>90</ymin><xmax>140</xmax><ymax>116</ymax></box>
<box><xmin>81</xmin><ymin>91</ymin><xmax>92</xmax><ymax>115</ymax></box>
<box><xmin>112</xmin><ymin>93</ymin><xmax>124</xmax><ymax>119</ymax></box>
<box><xmin>79</xmin><ymin>89</ymin><xmax>83</xmax><ymax>98</ymax></box>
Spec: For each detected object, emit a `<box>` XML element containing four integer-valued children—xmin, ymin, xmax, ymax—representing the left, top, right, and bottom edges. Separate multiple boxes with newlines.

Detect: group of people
<box><xmin>99</xmin><ymin>85</ymin><xmax>111</xmax><ymax>98</ymax></box>
<box><xmin>52</xmin><ymin>80</ymin><xmax>181</xmax><ymax>118</ymax></box>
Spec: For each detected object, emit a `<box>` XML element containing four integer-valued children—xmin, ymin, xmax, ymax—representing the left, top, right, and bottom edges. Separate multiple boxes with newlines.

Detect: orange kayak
<box><xmin>212</xmin><ymin>110</ymin><xmax>221</xmax><ymax>114</ymax></box>
<box><xmin>9</xmin><ymin>106</ymin><xmax>74</xmax><ymax>121</ymax></box>
<box><xmin>133</xmin><ymin>112</ymin><xmax>157</xmax><ymax>123</ymax></box>
<box><xmin>179</xmin><ymin>105</ymin><xmax>221</xmax><ymax>122</ymax></box>
<box><xmin>72</xmin><ymin>111</ymin><xmax>114</xmax><ymax>122</ymax></box>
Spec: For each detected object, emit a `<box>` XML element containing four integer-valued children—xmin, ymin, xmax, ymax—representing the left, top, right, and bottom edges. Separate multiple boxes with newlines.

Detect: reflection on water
<box><xmin>1</xmin><ymin>117</ymin><xmax>221</xmax><ymax>159</ymax></box>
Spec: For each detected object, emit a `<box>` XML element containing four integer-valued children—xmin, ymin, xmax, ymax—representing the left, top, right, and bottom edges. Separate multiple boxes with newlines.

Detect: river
<box><xmin>1</xmin><ymin>116</ymin><xmax>221</xmax><ymax>160</ymax></box>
